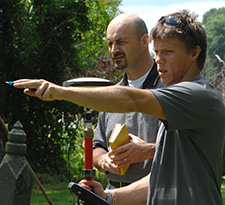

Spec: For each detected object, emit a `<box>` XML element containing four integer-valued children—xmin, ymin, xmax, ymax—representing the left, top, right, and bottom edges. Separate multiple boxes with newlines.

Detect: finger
<box><xmin>13</xmin><ymin>79</ymin><xmax>40</xmax><ymax>90</ymax></box>
<box><xmin>85</xmin><ymin>180</ymin><xmax>102</xmax><ymax>189</ymax></box>
<box><xmin>117</xmin><ymin>160</ymin><xmax>130</xmax><ymax>168</ymax></box>
<box><xmin>13</xmin><ymin>79</ymin><xmax>31</xmax><ymax>84</ymax></box>
<box><xmin>128</xmin><ymin>133</ymin><xmax>136</xmax><ymax>140</ymax></box>
<box><xmin>78</xmin><ymin>180</ymin><xmax>91</xmax><ymax>190</ymax></box>
<box><xmin>110</xmin><ymin>144</ymin><xmax>130</xmax><ymax>155</ymax></box>
<box><xmin>105</xmin><ymin>161</ymin><xmax>121</xmax><ymax>175</ymax></box>
<box><xmin>23</xmin><ymin>88</ymin><xmax>37</xmax><ymax>96</ymax></box>
<box><xmin>110</xmin><ymin>150</ymin><xmax>128</xmax><ymax>160</ymax></box>
<box><xmin>110</xmin><ymin>166</ymin><xmax>121</xmax><ymax>175</ymax></box>
<box><xmin>79</xmin><ymin>179</ymin><xmax>88</xmax><ymax>185</ymax></box>
<box><xmin>112</xmin><ymin>157</ymin><xmax>130</xmax><ymax>167</ymax></box>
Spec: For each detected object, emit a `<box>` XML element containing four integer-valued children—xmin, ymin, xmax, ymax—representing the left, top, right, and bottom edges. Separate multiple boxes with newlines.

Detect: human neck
<box><xmin>126</xmin><ymin>56</ymin><xmax>154</xmax><ymax>80</ymax></box>
<box><xmin>182</xmin><ymin>63</ymin><xmax>201</xmax><ymax>82</ymax></box>
<box><xmin>173</xmin><ymin>64</ymin><xmax>201</xmax><ymax>85</ymax></box>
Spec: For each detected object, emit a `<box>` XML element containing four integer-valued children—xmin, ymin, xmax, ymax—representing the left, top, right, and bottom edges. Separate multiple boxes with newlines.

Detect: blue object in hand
<box><xmin>6</xmin><ymin>81</ymin><xmax>14</xmax><ymax>86</ymax></box>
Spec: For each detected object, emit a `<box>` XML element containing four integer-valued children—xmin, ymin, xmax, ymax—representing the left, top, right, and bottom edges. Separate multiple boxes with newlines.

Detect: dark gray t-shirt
<box><xmin>148</xmin><ymin>77</ymin><xmax>225</xmax><ymax>205</ymax></box>
<box><xmin>93</xmin><ymin>63</ymin><xmax>165</xmax><ymax>183</ymax></box>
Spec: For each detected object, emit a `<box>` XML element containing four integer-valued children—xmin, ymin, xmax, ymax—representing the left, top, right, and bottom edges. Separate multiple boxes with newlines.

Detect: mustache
<box><xmin>112</xmin><ymin>52</ymin><xmax>126</xmax><ymax>58</ymax></box>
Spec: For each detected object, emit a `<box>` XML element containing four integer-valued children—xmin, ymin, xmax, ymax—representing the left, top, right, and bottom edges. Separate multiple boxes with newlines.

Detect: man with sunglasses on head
<box><xmin>14</xmin><ymin>10</ymin><xmax>225</xmax><ymax>205</ymax></box>
<box><xmin>93</xmin><ymin>13</ymin><xmax>164</xmax><ymax>190</ymax></box>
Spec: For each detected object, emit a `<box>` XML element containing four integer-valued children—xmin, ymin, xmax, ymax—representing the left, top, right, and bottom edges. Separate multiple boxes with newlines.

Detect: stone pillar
<box><xmin>0</xmin><ymin>121</ymin><xmax>33</xmax><ymax>205</ymax></box>
<box><xmin>0</xmin><ymin>118</ymin><xmax>8</xmax><ymax>163</ymax></box>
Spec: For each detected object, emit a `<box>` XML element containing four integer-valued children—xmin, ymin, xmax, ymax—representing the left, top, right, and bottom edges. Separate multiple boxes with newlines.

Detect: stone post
<box><xmin>0</xmin><ymin>121</ymin><xmax>33</xmax><ymax>205</ymax></box>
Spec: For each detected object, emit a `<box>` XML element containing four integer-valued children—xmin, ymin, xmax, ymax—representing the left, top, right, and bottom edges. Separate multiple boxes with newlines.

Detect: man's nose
<box><xmin>155</xmin><ymin>53</ymin><xmax>164</xmax><ymax>65</ymax></box>
<box><xmin>111</xmin><ymin>43</ymin><xmax>120</xmax><ymax>54</ymax></box>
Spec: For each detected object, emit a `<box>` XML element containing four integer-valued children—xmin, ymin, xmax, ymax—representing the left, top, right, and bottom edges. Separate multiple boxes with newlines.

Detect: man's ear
<box><xmin>141</xmin><ymin>34</ymin><xmax>149</xmax><ymax>50</ymax></box>
<box><xmin>191</xmin><ymin>45</ymin><xmax>201</xmax><ymax>61</ymax></box>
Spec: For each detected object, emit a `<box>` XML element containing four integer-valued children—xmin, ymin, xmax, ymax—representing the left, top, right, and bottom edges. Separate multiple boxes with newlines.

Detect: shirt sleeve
<box><xmin>93</xmin><ymin>112</ymin><xmax>108</xmax><ymax>151</ymax></box>
<box><xmin>151</xmin><ymin>81</ymin><xmax>214</xmax><ymax>131</ymax></box>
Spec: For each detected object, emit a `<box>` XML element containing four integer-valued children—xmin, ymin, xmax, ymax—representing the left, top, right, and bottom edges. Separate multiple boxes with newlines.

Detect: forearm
<box><xmin>63</xmin><ymin>86</ymin><xmax>165</xmax><ymax>119</ymax></box>
<box><xmin>13</xmin><ymin>79</ymin><xmax>166</xmax><ymax>120</ymax></box>
<box><xmin>63</xmin><ymin>86</ymin><xmax>138</xmax><ymax>113</ymax></box>
<box><xmin>113</xmin><ymin>174</ymin><xmax>150</xmax><ymax>205</ymax></box>
<box><xmin>93</xmin><ymin>148</ymin><xmax>107</xmax><ymax>172</ymax></box>
<box><xmin>79</xmin><ymin>174</ymin><xmax>150</xmax><ymax>204</ymax></box>
<box><xmin>143</xmin><ymin>143</ymin><xmax>155</xmax><ymax>160</ymax></box>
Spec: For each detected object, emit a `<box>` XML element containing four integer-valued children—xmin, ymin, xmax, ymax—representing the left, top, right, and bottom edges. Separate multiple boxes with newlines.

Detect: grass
<box><xmin>31</xmin><ymin>174</ymin><xmax>225</xmax><ymax>205</ymax></box>
<box><xmin>30</xmin><ymin>171</ymin><xmax>107</xmax><ymax>205</ymax></box>
<box><xmin>31</xmin><ymin>188</ymin><xmax>74</xmax><ymax>205</ymax></box>
<box><xmin>30</xmin><ymin>174</ymin><xmax>77</xmax><ymax>205</ymax></box>
<box><xmin>221</xmin><ymin>183</ymin><xmax>225</xmax><ymax>203</ymax></box>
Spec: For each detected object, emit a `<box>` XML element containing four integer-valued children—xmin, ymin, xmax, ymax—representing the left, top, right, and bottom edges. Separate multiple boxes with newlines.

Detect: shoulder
<box><xmin>151</xmin><ymin>76</ymin><xmax>223</xmax><ymax>110</ymax></box>
<box><xmin>153</xmin><ymin>77</ymin><xmax>214</xmax><ymax>97</ymax></box>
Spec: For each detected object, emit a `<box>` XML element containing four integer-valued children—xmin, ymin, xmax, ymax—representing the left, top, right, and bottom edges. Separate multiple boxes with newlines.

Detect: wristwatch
<box><xmin>105</xmin><ymin>190</ymin><xmax>113</xmax><ymax>204</ymax></box>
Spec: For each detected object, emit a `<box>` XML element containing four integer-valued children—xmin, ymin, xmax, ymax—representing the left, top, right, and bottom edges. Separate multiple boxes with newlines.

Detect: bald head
<box><xmin>106</xmin><ymin>13</ymin><xmax>151</xmax><ymax>75</ymax></box>
<box><xmin>107</xmin><ymin>13</ymin><xmax>148</xmax><ymax>40</ymax></box>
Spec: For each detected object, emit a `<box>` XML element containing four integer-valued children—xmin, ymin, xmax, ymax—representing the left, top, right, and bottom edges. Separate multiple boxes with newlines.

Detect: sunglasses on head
<box><xmin>157</xmin><ymin>15</ymin><xmax>198</xmax><ymax>45</ymax></box>
<box><xmin>158</xmin><ymin>16</ymin><xmax>184</xmax><ymax>28</ymax></box>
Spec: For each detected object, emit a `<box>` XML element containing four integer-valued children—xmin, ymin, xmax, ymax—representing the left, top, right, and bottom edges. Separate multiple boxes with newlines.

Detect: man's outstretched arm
<box><xmin>13</xmin><ymin>79</ymin><xmax>166</xmax><ymax>120</ymax></box>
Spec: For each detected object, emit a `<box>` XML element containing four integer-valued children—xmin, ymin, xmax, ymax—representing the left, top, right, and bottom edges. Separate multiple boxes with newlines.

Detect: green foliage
<box><xmin>31</xmin><ymin>173</ymin><xmax>73</xmax><ymax>205</ymax></box>
<box><xmin>1</xmin><ymin>0</ymin><xmax>90</xmax><ymax>174</ymax></box>
<box><xmin>31</xmin><ymin>189</ymin><xmax>73</xmax><ymax>205</ymax></box>
<box><xmin>31</xmin><ymin>174</ymin><xmax>225</xmax><ymax>204</ymax></box>
<box><xmin>62</xmin><ymin>118</ymin><xmax>85</xmax><ymax>181</ymax></box>
<box><xmin>30</xmin><ymin>170</ymin><xmax>108</xmax><ymax>204</ymax></box>
<box><xmin>203</xmin><ymin>7</ymin><xmax>225</xmax><ymax>176</ymax></box>
<box><xmin>1</xmin><ymin>0</ymin><xmax>122</xmax><ymax>175</ymax></box>
<box><xmin>202</xmin><ymin>7</ymin><xmax>225</xmax><ymax>78</ymax></box>
<box><xmin>76</xmin><ymin>0</ymin><xmax>122</xmax><ymax>72</ymax></box>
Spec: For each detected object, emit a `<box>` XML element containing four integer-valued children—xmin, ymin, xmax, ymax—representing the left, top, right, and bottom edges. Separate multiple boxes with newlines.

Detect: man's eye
<box><xmin>118</xmin><ymin>41</ymin><xmax>125</xmax><ymax>45</ymax></box>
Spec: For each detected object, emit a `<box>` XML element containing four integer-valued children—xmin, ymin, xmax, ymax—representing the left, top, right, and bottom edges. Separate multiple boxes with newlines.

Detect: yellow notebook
<box><xmin>109</xmin><ymin>123</ymin><xmax>130</xmax><ymax>175</ymax></box>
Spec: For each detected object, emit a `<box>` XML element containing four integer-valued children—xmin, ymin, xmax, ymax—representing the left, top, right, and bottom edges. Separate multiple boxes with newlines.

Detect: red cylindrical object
<box><xmin>84</xmin><ymin>138</ymin><xmax>93</xmax><ymax>169</ymax></box>
<box><xmin>84</xmin><ymin>129</ymin><xmax>94</xmax><ymax>180</ymax></box>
